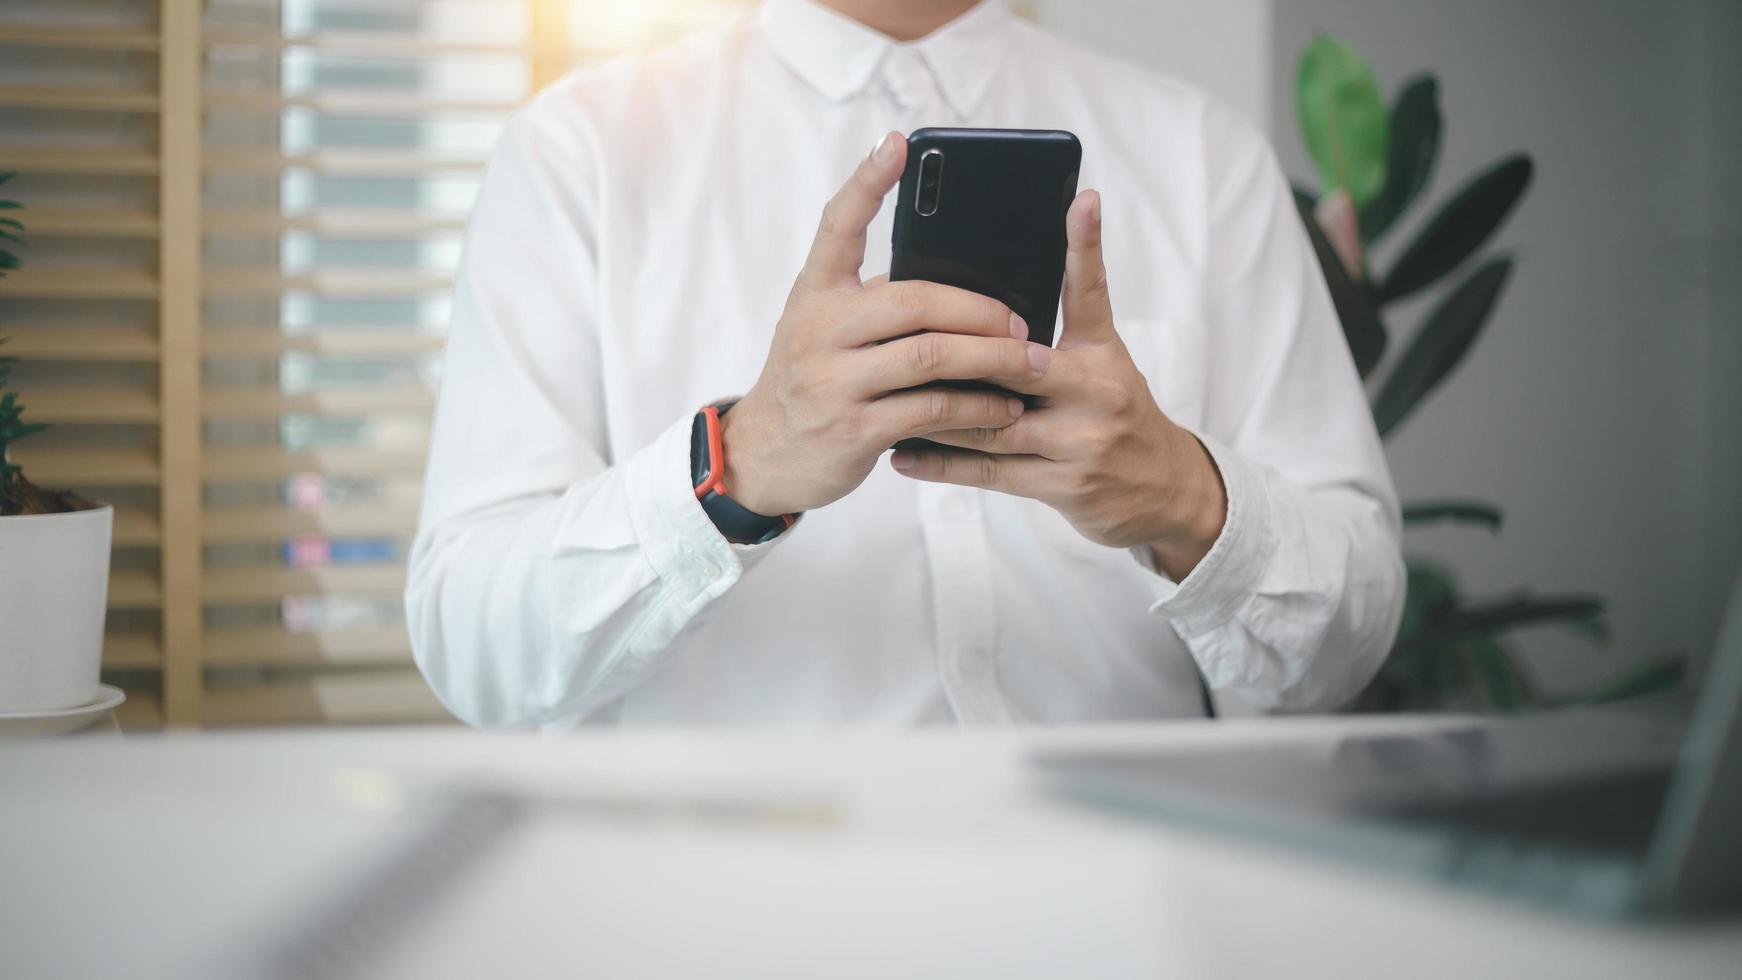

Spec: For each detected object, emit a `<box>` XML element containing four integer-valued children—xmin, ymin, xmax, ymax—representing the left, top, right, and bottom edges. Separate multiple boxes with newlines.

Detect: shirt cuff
<box><xmin>1130</xmin><ymin>430</ymin><xmax>1276</xmax><ymax>637</ymax></box>
<box><xmin>624</xmin><ymin>412</ymin><xmax>785</xmax><ymax>604</ymax></box>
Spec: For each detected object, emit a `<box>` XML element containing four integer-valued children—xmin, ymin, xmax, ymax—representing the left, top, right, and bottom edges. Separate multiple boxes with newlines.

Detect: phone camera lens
<box><xmin>915</xmin><ymin>149</ymin><xmax>944</xmax><ymax>216</ymax></box>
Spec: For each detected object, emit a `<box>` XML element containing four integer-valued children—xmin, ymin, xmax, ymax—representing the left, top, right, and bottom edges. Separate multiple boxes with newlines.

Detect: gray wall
<box><xmin>1687</xmin><ymin>0</ymin><xmax>1742</xmax><ymax>671</ymax></box>
<box><xmin>1269</xmin><ymin>0</ymin><xmax>1741</xmax><ymax>691</ymax></box>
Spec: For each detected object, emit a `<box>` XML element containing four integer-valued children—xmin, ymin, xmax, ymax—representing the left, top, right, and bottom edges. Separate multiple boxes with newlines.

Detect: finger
<box><xmin>972</xmin><ymin>344</ymin><xmax>1104</xmax><ymax>401</ymax></box>
<box><xmin>799</xmin><ymin>132</ymin><xmax>907</xmax><ymax>290</ymax></box>
<box><xmin>838</xmin><ymin>280</ymin><xmax>1026</xmax><ymax>348</ymax></box>
<box><xmin>1060</xmin><ymin>189</ymin><xmax>1118</xmax><ymax>350</ymax></box>
<box><xmin>866</xmin><ymin>387</ymin><xmax>1026</xmax><ymax>445</ymax></box>
<box><xmin>921</xmin><ymin>416</ymin><xmax>1051</xmax><ymax>456</ymax></box>
<box><xmin>855</xmin><ymin>332</ymin><xmax>1040</xmax><ymax>395</ymax></box>
<box><xmin>888</xmin><ymin>447</ymin><xmax>1052</xmax><ymax>497</ymax></box>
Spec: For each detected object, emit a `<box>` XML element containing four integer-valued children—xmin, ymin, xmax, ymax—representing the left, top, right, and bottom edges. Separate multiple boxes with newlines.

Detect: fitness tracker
<box><xmin>691</xmin><ymin>402</ymin><xmax>796</xmax><ymax>545</ymax></box>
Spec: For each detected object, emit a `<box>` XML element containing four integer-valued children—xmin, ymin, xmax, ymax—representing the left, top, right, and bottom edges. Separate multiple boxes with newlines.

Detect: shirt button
<box><xmin>881</xmin><ymin>48</ymin><xmax>934</xmax><ymax>109</ymax></box>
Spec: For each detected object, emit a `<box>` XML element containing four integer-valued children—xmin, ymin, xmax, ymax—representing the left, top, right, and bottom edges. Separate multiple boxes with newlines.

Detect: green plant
<box><xmin>1293</xmin><ymin>36</ymin><xmax>1683</xmax><ymax>712</ymax></box>
<box><xmin>0</xmin><ymin>171</ymin><xmax>21</xmax><ymax>277</ymax></box>
<box><xmin>0</xmin><ymin>340</ymin><xmax>50</xmax><ymax>508</ymax></box>
<box><xmin>0</xmin><ymin>171</ymin><xmax>91</xmax><ymax>517</ymax></box>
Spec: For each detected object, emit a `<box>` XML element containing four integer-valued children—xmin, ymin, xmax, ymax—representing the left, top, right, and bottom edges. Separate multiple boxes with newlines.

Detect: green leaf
<box><xmin>1360</xmin><ymin>75</ymin><xmax>1442</xmax><ymax>245</ymax></box>
<box><xmin>1556</xmin><ymin>655</ymin><xmax>1686</xmax><ymax>707</ymax></box>
<box><xmin>1294</xmin><ymin>190</ymin><xmax>1388</xmax><ymax>378</ymax></box>
<box><xmin>1402</xmin><ymin>500</ymin><xmax>1504</xmax><ymax>531</ymax></box>
<box><xmin>1419</xmin><ymin>593</ymin><xmax>1607</xmax><ymax>647</ymax></box>
<box><xmin>1460</xmin><ymin>636</ymin><xmax>1531</xmax><ymax>711</ymax></box>
<box><xmin>1376</xmin><ymin>155</ymin><xmax>1533</xmax><ymax>305</ymax></box>
<box><xmin>1397</xmin><ymin>559</ymin><xmax>1460</xmax><ymax>645</ymax></box>
<box><xmin>1371</xmin><ymin>257</ymin><xmax>1513</xmax><ymax>438</ymax></box>
<box><xmin>1296</xmin><ymin>35</ymin><xmax>1390</xmax><ymax>208</ymax></box>
<box><xmin>10</xmin><ymin>422</ymin><xmax>45</xmax><ymax>441</ymax></box>
<box><xmin>0</xmin><ymin>217</ymin><xmax>21</xmax><ymax>230</ymax></box>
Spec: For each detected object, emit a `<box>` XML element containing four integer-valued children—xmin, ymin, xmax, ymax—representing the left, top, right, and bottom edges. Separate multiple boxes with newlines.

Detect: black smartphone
<box><xmin>890</xmin><ymin>127</ymin><xmax>1082</xmax><ymax>349</ymax></box>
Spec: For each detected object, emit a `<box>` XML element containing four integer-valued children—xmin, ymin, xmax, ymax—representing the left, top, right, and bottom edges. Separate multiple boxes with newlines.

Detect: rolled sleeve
<box><xmin>1134</xmin><ymin>431</ymin><xmax>1274</xmax><ymax>637</ymax></box>
<box><xmin>621</xmin><ymin>412</ymin><xmax>784</xmax><ymax>608</ymax></box>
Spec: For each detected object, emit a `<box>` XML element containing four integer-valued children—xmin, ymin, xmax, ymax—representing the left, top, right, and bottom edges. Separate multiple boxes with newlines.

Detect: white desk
<box><xmin>2</xmin><ymin>718</ymin><xmax>1738</xmax><ymax>979</ymax></box>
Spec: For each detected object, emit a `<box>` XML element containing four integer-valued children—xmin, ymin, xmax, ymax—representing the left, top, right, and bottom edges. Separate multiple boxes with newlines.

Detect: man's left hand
<box><xmin>888</xmin><ymin>190</ymin><xmax>1228</xmax><ymax>581</ymax></box>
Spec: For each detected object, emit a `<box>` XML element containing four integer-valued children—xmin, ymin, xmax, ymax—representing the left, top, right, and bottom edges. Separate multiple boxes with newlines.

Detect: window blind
<box><xmin>0</xmin><ymin>0</ymin><xmax>751</xmax><ymax>728</ymax></box>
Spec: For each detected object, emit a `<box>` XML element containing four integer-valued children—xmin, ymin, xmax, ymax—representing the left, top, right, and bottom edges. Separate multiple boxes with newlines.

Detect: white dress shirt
<box><xmin>406</xmin><ymin>0</ymin><xmax>1406</xmax><ymax>728</ymax></box>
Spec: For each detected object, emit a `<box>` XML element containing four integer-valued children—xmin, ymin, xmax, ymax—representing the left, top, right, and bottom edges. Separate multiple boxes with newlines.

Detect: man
<box><xmin>406</xmin><ymin>0</ymin><xmax>1405</xmax><ymax>727</ymax></box>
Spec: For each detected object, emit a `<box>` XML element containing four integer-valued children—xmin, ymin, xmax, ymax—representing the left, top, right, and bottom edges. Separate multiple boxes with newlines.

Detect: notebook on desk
<box><xmin>1032</xmin><ymin>575</ymin><xmax>1742</xmax><ymax>921</ymax></box>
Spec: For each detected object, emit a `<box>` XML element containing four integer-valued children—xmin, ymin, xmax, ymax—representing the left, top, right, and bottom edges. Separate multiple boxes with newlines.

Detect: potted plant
<box><xmin>0</xmin><ymin>170</ymin><xmax>115</xmax><ymax>717</ymax></box>
<box><xmin>1290</xmin><ymin>38</ymin><xmax>1682</xmax><ymax>711</ymax></box>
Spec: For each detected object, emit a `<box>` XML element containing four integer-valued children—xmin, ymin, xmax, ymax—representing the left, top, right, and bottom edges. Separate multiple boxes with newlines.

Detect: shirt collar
<box><xmin>760</xmin><ymin>0</ymin><xmax>1011</xmax><ymax>117</ymax></box>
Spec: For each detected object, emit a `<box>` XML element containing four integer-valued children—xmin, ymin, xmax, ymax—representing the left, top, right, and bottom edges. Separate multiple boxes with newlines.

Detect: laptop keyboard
<box><xmin>1383</xmin><ymin>768</ymin><xmax>1673</xmax><ymax>858</ymax></box>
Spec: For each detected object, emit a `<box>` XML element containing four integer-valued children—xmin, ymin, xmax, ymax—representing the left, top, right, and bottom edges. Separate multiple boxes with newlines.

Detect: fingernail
<box><xmin>1089</xmin><ymin>191</ymin><xmax>1102</xmax><ymax>223</ymax></box>
<box><xmin>1027</xmin><ymin>344</ymin><xmax>1052</xmax><ymax>375</ymax></box>
<box><xmin>1008</xmin><ymin>313</ymin><xmax>1028</xmax><ymax>340</ymax></box>
<box><xmin>872</xmin><ymin>133</ymin><xmax>897</xmax><ymax>164</ymax></box>
<box><xmin>1007</xmin><ymin>397</ymin><xmax>1025</xmax><ymax>417</ymax></box>
<box><xmin>890</xmin><ymin>450</ymin><xmax>916</xmax><ymax>471</ymax></box>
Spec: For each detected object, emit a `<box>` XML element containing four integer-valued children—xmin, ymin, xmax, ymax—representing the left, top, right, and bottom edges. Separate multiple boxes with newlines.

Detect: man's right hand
<box><xmin>721</xmin><ymin>131</ymin><xmax>1053</xmax><ymax>517</ymax></box>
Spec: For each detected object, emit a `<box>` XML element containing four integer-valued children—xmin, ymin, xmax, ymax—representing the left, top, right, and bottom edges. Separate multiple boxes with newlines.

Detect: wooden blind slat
<box><xmin>203</xmin><ymin>563</ymin><xmax>408</xmax><ymax>604</ymax></box>
<box><xmin>0</xmin><ymin>147</ymin><xmax>161</xmax><ymax>175</ymax></box>
<box><xmin>205</xmin><ymin>30</ymin><xmax>524</xmax><ymax>56</ymax></box>
<box><xmin>0</xmin><ymin>269</ymin><xmax>160</xmax><ymax>299</ymax></box>
<box><xmin>0</xmin><ymin>25</ymin><xmax>162</xmax><ymax>51</ymax></box>
<box><xmin>203</xmin><ymin>148</ymin><xmax>486</xmax><ymax>175</ymax></box>
<box><xmin>204</xmin><ymin>625</ymin><xmax>413</xmax><ymax>666</ymax></box>
<box><xmin>16</xmin><ymin>388</ymin><xmax>160</xmax><ymax>424</ymax></box>
<box><xmin>203</xmin><ymin>446</ymin><xmax>427</xmax><ymax>481</ymax></box>
<box><xmin>203</xmin><ymin>329</ymin><xmax>443</xmax><ymax>358</ymax></box>
<box><xmin>104</xmin><ymin>631</ymin><xmax>165</xmax><ymax>670</ymax></box>
<box><xmin>113</xmin><ymin>507</ymin><xmax>161</xmax><ymax>546</ymax></box>
<box><xmin>203</xmin><ymin>386</ymin><xmax>435</xmax><ymax>418</ymax></box>
<box><xmin>205</xmin><ymin>209</ymin><xmax>467</xmax><ymax>237</ymax></box>
<box><xmin>202</xmin><ymin>670</ymin><xmax>450</xmax><ymax>726</ymax></box>
<box><xmin>108</xmin><ymin>570</ymin><xmax>163</xmax><ymax>609</ymax></box>
<box><xmin>203</xmin><ymin>504</ymin><xmax>419</xmax><ymax>543</ymax></box>
<box><xmin>0</xmin><ymin>327</ymin><xmax>160</xmax><ymax>361</ymax></box>
<box><xmin>0</xmin><ymin>84</ymin><xmax>162</xmax><ymax>112</ymax></box>
<box><xmin>205</xmin><ymin>89</ymin><xmax>516</xmax><ymax>115</ymax></box>
<box><xmin>203</xmin><ymin>268</ymin><xmax>452</xmax><ymax>297</ymax></box>
<box><xmin>10</xmin><ymin>448</ymin><xmax>161</xmax><ymax>486</ymax></box>
<box><xmin>24</xmin><ymin>209</ymin><xmax>162</xmax><ymax>238</ymax></box>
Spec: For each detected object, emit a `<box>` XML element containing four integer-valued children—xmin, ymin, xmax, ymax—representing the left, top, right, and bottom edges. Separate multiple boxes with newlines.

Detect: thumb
<box><xmin>1060</xmin><ymin>189</ymin><xmax>1118</xmax><ymax>349</ymax></box>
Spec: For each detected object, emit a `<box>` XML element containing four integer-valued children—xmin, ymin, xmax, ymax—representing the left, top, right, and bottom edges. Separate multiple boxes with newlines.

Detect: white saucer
<box><xmin>0</xmin><ymin>684</ymin><xmax>127</xmax><ymax>738</ymax></box>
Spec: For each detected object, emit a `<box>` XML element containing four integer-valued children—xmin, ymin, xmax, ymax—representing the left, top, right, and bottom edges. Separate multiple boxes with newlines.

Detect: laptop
<box><xmin>1032</xmin><ymin>576</ymin><xmax>1742</xmax><ymax>921</ymax></box>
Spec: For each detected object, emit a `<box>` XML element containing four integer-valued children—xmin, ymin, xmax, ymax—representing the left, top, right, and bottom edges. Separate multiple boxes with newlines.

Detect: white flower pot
<box><xmin>0</xmin><ymin>504</ymin><xmax>112</xmax><ymax>713</ymax></box>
